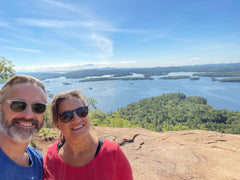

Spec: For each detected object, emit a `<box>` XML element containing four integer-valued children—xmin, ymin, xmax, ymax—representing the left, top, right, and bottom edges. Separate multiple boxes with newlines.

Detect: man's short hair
<box><xmin>0</xmin><ymin>75</ymin><xmax>47</xmax><ymax>100</ymax></box>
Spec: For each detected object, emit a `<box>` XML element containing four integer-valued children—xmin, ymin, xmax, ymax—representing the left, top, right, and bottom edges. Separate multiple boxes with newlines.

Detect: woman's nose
<box><xmin>72</xmin><ymin>111</ymin><xmax>81</xmax><ymax>121</ymax></box>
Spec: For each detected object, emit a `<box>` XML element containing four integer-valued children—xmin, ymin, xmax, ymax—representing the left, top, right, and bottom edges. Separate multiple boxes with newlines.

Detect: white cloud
<box><xmin>16</xmin><ymin>18</ymin><xmax>102</xmax><ymax>29</ymax></box>
<box><xmin>5</xmin><ymin>47</ymin><xmax>43</xmax><ymax>53</ymax></box>
<box><xmin>40</xmin><ymin>0</ymin><xmax>94</xmax><ymax>19</ymax></box>
<box><xmin>10</xmin><ymin>34</ymin><xmax>44</xmax><ymax>44</ymax></box>
<box><xmin>15</xmin><ymin>18</ymin><xmax>75</xmax><ymax>28</ymax></box>
<box><xmin>0</xmin><ymin>21</ymin><xmax>9</xmax><ymax>27</ymax></box>
<box><xmin>0</xmin><ymin>21</ymin><xmax>13</xmax><ymax>29</ymax></box>
<box><xmin>15</xmin><ymin>60</ymin><xmax>142</xmax><ymax>72</ymax></box>
<box><xmin>142</xmin><ymin>22</ymin><xmax>180</xmax><ymax>42</ymax></box>
<box><xmin>189</xmin><ymin>57</ymin><xmax>199</xmax><ymax>61</ymax></box>
<box><xmin>38</xmin><ymin>0</ymin><xmax>146</xmax><ymax>33</ymax></box>
<box><xmin>41</xmin><ymin>0</ymin><xmax>79</xmax><ymax>12</ymax></box>
<box><xmin>15</xmin><ymin>18</ymin><xmax>145</xmax><ymax>34</ymax></box>
<box><xmin>90</xmin><ymin>34</ymin><xmax>113</xmax><ymax>59</ymax></box>
<box><xmin>3</xmin><ymin>0</ymin><xmax>149</xmax><ymax>68</ymax></box>
<box><xmin>0</xmin><ymin>37</ymin><xmax>12</xmax><ymax>43</ymax></box>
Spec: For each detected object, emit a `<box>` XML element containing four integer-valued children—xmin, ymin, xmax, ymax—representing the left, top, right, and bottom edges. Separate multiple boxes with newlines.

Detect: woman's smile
<box><xmin>71</xmin><ymin>123</ymin><xmax>84</xmax><ymax>131</ymax></box>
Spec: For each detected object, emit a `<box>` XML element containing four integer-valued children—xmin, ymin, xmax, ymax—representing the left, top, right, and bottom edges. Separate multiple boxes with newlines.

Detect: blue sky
<box><xmin>0</xmin><ymin>0</ymin><xmax>240</xmax><ymax>72</ymax></box>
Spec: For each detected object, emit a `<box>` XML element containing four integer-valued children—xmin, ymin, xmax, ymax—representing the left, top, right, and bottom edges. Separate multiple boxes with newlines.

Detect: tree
<box><xmin>87</xmin><ymin>97</ymin><xmax>98</xmax><ymax>112</ymax></box>
<box><xmin>0</xmin><ymin>57</ymin><xmax>15</xmax><ymax>81</ymax></box>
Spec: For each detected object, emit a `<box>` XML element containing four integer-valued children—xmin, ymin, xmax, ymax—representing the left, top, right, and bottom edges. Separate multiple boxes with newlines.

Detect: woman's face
<box><xmin>55</xmin><ymin>97</ymin><xmax>90</xmax><ymax>140</ymax></box>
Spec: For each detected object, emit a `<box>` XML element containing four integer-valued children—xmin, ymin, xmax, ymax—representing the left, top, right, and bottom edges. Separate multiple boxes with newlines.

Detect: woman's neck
<box><xmin>59</xmin><ymin>134</ymin><xmax>99</xmax><ymax>167</ymax></box>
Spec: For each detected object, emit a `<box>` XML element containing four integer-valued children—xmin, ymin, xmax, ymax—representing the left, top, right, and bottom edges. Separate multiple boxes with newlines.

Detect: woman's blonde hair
<box><xmin>51</xmin><ymin>89</ymin><xmax>87</xmax><ymax>125</ymax></box>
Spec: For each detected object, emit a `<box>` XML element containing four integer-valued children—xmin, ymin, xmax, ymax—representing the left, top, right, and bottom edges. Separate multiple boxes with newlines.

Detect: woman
<box><xmin>43</xmin><ymin>90</ymin><xmax>133</xmax><ymax>180</ymax></box>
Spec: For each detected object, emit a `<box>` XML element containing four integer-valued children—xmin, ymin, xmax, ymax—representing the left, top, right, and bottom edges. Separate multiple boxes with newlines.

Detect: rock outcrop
<box><xmin>37</xmin><ymin>127</ymin><xmax>240</xmax><ymax>180</ymax></box>
<box><xmin>92</xmin><ymin>127</ymin><xmax>240</xmax><ymax>180</ymax></box>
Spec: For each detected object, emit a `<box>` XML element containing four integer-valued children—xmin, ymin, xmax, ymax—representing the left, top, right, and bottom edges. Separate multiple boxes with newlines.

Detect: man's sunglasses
<box><xmin>58</xmin><ymin>106</ymin><xmax>88</xmax><ymax>123</ymax></box>
<box><xmin>0</xmin><ymin>100</ymin><xmax>47</xmax><ymax>114</ymax></box>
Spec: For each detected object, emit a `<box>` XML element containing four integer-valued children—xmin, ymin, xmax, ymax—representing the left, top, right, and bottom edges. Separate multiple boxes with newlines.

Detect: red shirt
<box><xmin>43</xmin><ymin>139</ymin><xmax>133</xmax><ymax>180</ymax></box>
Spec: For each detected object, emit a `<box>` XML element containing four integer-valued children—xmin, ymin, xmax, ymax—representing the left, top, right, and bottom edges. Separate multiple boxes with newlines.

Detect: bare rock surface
<box><xmin>36</xmin><ymin>127</ymin><xmax>240</xmax><ymax>180</ymax></box>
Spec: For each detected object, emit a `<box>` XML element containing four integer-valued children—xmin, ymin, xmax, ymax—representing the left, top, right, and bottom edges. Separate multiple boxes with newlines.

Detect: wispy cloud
<box><xmin>142</xmin><ymin>22</ymin><xmax>180</xmax><ymax>42</ymax></box>
<box><xmin>5</xmin><ymin>47</ymin><xmax>43</xmax><ymax>53</ymax></box>
<box><xmin>15</xmin><ymin>18</ymin><xmax>146</xmax><ymax>34</ymax></box>
<box><xmin>91</xmin><ymin>34</ymin><xmax>113</xmax><ymax>59</ymax></box>
<box><xmin>41</xmin><ymin>0</ymin><xmax>96</xmax><ymax>19</ymax></box>
<box><xmin>0</xmin><ymin>21</ymin><xmax>13</xmax><ymax>29</ymax></box>
<box><xmin>13</xmin><ymin>0</ymin><xmax>146</xmax><ymax>62</ymax></box>
<box><xmin>10</xmin><ymin>34</ymin><xmax>44</xmax><ymax>44</ymax></box>
<box><xmin>0</xmin><ymin>37</ymin><xmax>12</xmax><ymax>43</ymax></box>
<box><xmin>15</xmin><ymin>18</ymin><xmax>75</xmax><ymax>28</ymax></box>
<box><xmin>14</xmin><ymin>60</ymin><xmax>143</xmax><ymax>72</ymax></box>
<box><xmin>189</xmin><ymin>57</ymin><xmax>199</xmax><ymax>61</ymax></box>
<box><xmin>3</xmin><ymin>0</ymin><xmax>149</xmax><ymax>67</ymax></box>
<box><xmin>103</xmin><ymin>28</ymin><xmax>147</xmax><ymax>34</ymax></box>
<box><xmin>41</xmin><ymin>0</ymin><xmax>79</xmax><ymax>12</ymax></box>
<box><xmin>202</xmin><ymin>43</ymin><xmax>233</xmax><ymax>50</ymax></box>
<box><xmin>15</xmin><ymin>18</ymin><xmax>111</xmax><ymax>31</ymax></box>
<box><xmin>37</xmin><ymin>0</ymin><xmax>146</xmax><ymax>34</ymax></box>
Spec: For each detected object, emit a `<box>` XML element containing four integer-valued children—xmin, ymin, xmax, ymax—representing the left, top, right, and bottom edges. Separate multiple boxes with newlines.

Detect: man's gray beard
<box><xmin>0</xmin><ymin>113</ymin><xmax>43</xmax><ymax>143</ymax></box>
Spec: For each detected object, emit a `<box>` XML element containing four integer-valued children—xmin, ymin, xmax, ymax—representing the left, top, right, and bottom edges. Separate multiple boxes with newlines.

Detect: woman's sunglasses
<box><xmin>0</xmin><ymin>100</ymin><xmax>47</xmax><ymax>114</ymax></box>
<box><xmin>58</xmin><ymin>106</ymin><xmax>88</xmax><ymax>123</ymax></box>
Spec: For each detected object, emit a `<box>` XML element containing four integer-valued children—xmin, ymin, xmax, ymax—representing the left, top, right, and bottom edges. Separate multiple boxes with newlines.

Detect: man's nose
<box><xmin>21</xmin><ymin>105</ymin><xmax>34</xmax><ymax>118</ymax></box>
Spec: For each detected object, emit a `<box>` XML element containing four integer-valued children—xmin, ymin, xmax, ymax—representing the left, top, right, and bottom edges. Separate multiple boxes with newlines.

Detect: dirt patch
<box><xmin>34</xmin><ymin>131</ymin><xmax>60</xmax><ymax>155</ymax></box>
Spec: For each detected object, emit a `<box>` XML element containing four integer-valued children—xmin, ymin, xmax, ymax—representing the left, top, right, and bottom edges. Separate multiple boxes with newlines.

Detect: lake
<box><xmin>40</xmin><ymin>72</ymin><xmax>240</xmax><ymax>113</ymax></box>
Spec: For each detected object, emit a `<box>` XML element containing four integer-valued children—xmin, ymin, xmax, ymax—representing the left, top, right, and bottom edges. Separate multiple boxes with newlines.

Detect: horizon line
<box><xmin>15</xmin><ymin>62</ymin><xmax>240</xmax><ymax>73</ymax></box>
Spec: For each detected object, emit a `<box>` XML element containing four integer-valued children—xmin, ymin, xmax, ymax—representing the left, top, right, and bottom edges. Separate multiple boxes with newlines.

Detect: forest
<box><xmin>87</xmin><ymin>93</ymin><xmax>240</xmax><ymax>134</ymax></box>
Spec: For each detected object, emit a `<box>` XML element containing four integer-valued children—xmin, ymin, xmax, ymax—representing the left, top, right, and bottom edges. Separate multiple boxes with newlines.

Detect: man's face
<box><xmin>0</xmin><ymin>83</ymin><xmax>47</xmax><ymax>143</ymax></box>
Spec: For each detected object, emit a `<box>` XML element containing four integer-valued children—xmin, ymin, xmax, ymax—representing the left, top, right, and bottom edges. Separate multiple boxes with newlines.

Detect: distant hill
<box><xmin>21</xmin><ymin>62</ymin><xmax>240</xmax><ymax>80</ymax></box>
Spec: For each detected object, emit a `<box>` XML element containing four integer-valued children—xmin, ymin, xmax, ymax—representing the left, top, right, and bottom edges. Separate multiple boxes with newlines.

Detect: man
<box><xmin>0</xmin><ymin>75</ymin><xmax>47</xmax><ymax>180</ymax></box>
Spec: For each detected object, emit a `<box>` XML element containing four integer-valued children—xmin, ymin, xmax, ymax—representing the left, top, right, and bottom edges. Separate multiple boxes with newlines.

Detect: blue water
<box><xmin>40</xmin><ymin>73</ymin><xmax>240</xmax><ymax>113</ymax></box>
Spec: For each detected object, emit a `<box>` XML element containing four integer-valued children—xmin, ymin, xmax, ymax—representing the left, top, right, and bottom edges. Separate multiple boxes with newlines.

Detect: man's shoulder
<box><xmin>27</xmin><ymin>145</ymin><xmax>42</xmax><ymax>159</ymax></box>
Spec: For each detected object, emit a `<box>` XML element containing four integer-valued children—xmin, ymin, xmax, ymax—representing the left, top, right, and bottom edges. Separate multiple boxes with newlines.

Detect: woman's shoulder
<box><xmin>48</xmin><ymin>140</ymin><xmax>61</xmax><ymax>149</ymax></box>
<box><xmin>99</xmin><ymin>139</ymin><xmax>130</xmax><ymax>166</ymax></box>
<box><xmin>101</xmin><ymin>139</ymin><xmax>121</xmax><ymax>153</ymax></box>
<box><xmin>45</xmin><ymin>140</ymin><xmax>61</xmax><ymax>157</ymax></box>
<box><xmin>103</xmin><ymin>138</ymin><xmax>119</xmax><ymax>146</ymax></box>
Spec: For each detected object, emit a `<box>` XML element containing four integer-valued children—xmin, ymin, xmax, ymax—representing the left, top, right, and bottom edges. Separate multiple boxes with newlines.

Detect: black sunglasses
<box><xmin>58</xmin><ymin>106</ymin><xmax>89</xmax><ymax>123</ymax></box>
<box><xmin>0</xmin><ymin>100</ymin><xmax>47</xmax><ymax>114</ymax></box>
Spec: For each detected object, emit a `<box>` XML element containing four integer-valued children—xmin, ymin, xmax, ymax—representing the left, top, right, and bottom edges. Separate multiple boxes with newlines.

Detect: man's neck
<box><xmin>0</xmin><ymin>131</ymin><xmax>29</xmax><ymax>166</ymax></box>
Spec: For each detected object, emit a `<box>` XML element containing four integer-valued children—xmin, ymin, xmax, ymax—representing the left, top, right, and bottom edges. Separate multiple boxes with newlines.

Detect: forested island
<box><xmin>194</xmin><ymin>71</ymin><xmax>240</xmax><ymax>82</ymax></box>
<box><xmin>27</xmin><ymin>63</ymin><xmax>240</xmax><ymax>82</ymax></box>
<box><xmin>77</xmin><ymin>75</ymin><xmax>153</xmax><ymax>82</ymax></box>
<box><xmin>159</xmin><ymin>75</ymin><xmax>191</xmax><ymax>79</ymax></box>
<box><xmin>86</xmin><ymin>93</ymin><xmax>240</xmax><ymax>134</ymax></box>
<box><xmin>211</xmin><ymin>77</ymin><xmax>240</xmax><ymax>82</ymax></box>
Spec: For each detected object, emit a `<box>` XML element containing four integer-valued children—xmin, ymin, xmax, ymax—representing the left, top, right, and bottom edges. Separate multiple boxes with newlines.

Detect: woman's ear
<box><xmin>55</xmin><ymin>121</ymin><xmax>60</xmax><ymax>129</ymax></box>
